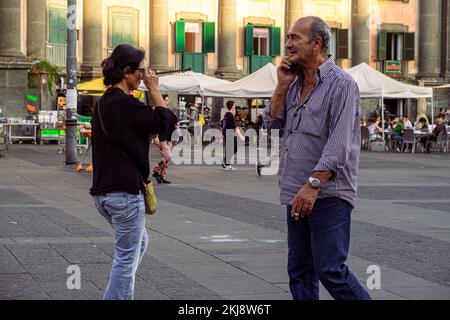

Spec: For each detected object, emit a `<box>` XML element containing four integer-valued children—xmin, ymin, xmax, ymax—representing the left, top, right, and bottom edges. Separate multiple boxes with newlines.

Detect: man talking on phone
<box><xmin>263</xmin><ymin>16</ymin><xmax>371</xmax><ymax>300</ymax></box>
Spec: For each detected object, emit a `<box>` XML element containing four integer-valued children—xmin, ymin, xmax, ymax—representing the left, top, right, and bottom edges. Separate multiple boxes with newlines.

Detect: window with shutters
<box><xmin>378</xmin><ymin>31</ymin><xmax>414</xmax><ymax>61</ymax></box>
<box><xmin>174</xmin><ymin>19</ymin><xmax>215</xmax><ymax>73</ymax></box>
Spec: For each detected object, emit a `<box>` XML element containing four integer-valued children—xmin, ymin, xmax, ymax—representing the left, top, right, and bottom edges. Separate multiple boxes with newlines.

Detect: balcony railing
<box><xmin>46</xmin><ymin>43</ymin><xmax>67</xmax><ymax>67</ymax></box>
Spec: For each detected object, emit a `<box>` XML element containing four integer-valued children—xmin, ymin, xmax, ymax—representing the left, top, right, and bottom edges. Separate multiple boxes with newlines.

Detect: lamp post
<box><xmin>65</xmin><ymin>0</ymin><xmax>78</xmax><ymax>164</ymax></box>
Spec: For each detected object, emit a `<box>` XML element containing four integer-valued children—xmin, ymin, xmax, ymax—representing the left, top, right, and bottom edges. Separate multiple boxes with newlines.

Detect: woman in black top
<box><xmin>90</xmin><ymin>44</ymin><xmax>169</xmax><ymax>300</ymax></box>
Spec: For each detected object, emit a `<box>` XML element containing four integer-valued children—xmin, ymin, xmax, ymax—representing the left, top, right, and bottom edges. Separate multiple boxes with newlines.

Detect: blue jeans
<box><xmin>93</xmin><ymin>192</ymin><xmax>148</xmax><ymax>300</ymax></box>
<box><xmin>287</xmin><ymin>197</ymin><xmax>371</xmax><ymax>300</ymax></box>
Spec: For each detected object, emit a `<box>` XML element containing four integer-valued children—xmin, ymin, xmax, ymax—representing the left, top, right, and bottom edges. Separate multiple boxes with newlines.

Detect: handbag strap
<box><xmin>97</xmin><ymin>97</ymin><xmax>147</xmax><ymax>185</ymax></box>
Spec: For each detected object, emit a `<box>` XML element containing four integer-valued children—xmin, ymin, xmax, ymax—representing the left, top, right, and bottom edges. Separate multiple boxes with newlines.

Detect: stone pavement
<box><xmin>0</xmin><ymin>143</ymin><xmax>449</xmax><ymax>300</ymax></box>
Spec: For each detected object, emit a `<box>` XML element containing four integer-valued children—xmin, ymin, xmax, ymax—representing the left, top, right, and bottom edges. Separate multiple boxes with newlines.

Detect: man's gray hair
<box><xmin>305</xmin><ymin>16</ymin><xmax>331</xmax><ymax>54</ymax></box>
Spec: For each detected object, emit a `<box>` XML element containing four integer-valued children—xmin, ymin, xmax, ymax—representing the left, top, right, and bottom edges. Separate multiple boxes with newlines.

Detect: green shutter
<box><xmin>111</xmin><ymin>14</ymin><xmax>136</xmax><ymax>48</ymax></box>
<box><xmin>245</xmin><ymin>24</ymin><xmax>254</xmax><ymax>56</ymax></box>
<box><xmin>250</xmin><ymin>55</ymin><xmax>273</xmax><ymax>73</ymax></box>
<box><xmin>202</xmin><ymin>22</ymin><xmax>215</xmax><ymax>53</ymax></box>
<box><xmin>122</xmin><ymin>15</ymin><xmax>135</xmax><ymax>46</ymax></box>
<box><xmin>111</xmin><ymin>15</ymin><xmax>123</xmax><ymax>48</ymax></box>
<box><xmin>58</xmin><ymin>11</ymin><xmax>67</xmax><ymax>44</ymax></box>
<box><xmin>270</xmin><ymin>27</ymin><xmax>281</xmax><ymax>57</ymax></box>
<box><xmin>336</xmin><ymin>29</ymin><xmax>349</xmax><ymax>59</ymax></box>
<box><xmin>49</xmin><ymin>9</ymin><xmax>58</xmax><ymax>43</ymax></box>
<box><xmin>403</xmin><ymin>32</ymin><xmax>415</xmax><ymax>61</ymax></box>
<box><xmin>175</xmin><ymin>20</ymin><xmax>185</xmax><ymax>52</ymax></box>
<box><xmin>378</xmin><ymin>31</ymin><xmax>387</xmax><ymax>61</ymax></box>
<box><xmin>182</xmin><ymin>52</ymin><xmax>204</xmax><ymax>73</ymax></box>
<box><xmin>49</xmin><ymin>7</ymin><xmax>67</xmax><ymax>44</ymax></box>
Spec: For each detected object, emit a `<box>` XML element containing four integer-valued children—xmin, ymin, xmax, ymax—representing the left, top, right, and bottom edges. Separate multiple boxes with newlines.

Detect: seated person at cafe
<box><xmin>391</xmin><ymin>118</ymin><xmax>405</xmax><ymax>151</ymax></box>
<box><xmin>416</xmin><ymin>117</ymin><xmax>429</xmax><ymax>131</ymax></box>
<box><xmin>403</xmin><ymin>115</ymin><xmax>413</xmax><ymax>129</ymax></box>
<box><xmin>420</xmin><ymin>116</ymin><xmax>447</xmax><ymax>153</ymax></box>
<box><xmin>366</xmin><ymin>116</ymin><xmax>383</xmax><ymax>141</ymax></box>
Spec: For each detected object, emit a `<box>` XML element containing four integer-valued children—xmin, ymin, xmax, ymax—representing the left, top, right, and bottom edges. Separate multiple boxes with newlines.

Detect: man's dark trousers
<box><xmin>287</xmin><ymin>197</ymin><xmax>372</xmax><ymax>300</ymax></box>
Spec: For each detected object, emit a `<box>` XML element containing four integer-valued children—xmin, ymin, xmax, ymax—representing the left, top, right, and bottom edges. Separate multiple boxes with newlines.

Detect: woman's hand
<box><xmin>143</xmin><ymin>68</ymin><xmax>159</xmax><ymax>90</ymax></box>
<box><xmin>143</xmin><ymin>67</ymin><xmax>166</xmax><ymax>107</ymax></box>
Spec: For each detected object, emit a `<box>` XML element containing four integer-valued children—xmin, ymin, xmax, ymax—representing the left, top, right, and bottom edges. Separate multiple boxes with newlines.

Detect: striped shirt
<box><xmin>263</xmin><ymin>56</ymin><xmax>361</xmax><ymax>207</ymax></box>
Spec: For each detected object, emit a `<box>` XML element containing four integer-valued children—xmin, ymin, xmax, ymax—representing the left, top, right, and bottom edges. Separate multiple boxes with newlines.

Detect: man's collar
<box><xmin>294</xmin><ymin>55</ymin><xmax>335</xmax><ymax>85</ymax></box>
<box><xmin>316</xmin><ymin>55</ymin><xmax>335</xmax><ymax>82</ymax></box>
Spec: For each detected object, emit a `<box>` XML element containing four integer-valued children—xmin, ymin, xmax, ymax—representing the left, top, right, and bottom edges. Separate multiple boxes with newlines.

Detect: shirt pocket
<box><xmin>298</xmin><ymin>107</ymin><xmax>326</xmax><ymax>137</ymax></box>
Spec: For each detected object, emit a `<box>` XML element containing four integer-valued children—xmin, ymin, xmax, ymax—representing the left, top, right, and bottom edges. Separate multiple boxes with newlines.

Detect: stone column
<box><xmin>285</xmin><ymin>0</ymin><xmax>303</xmax><ymax>34</ymax></box>
<box><xmin>150</xmin><ymin>0</ymin><xmax>169</xmax><ymax>71</ymax></box>
<box><xmin>0</xmin><ymin>0</ymin><xmax>27</xmax><ymax>58</ymax></box>
<box><xmin>351</xmin><ymin>0</ymin><xmax>370</xmax><ymax>66</ymax></box>
<box><xmin>418</xmin><ymin>0</ymin><xmax>440</xmax><ymax>80</ymax></box>
<box><xmin>446</xmin><ymin>0</ymin><xmax>450</xmax><ymax>80</ymax></box>
<box><xmin>215</xmin><ymin>0</ymin><xmax>240</xmax><ymax>80</ymax></box>
<box><xmin>0</xmin><ymin>0</ymin><xmax>30</xmax><ymax>118</ymax></box>
<box><xmin>27</xmin><ymin>0</ymin><xmax>46</xmax><ymax>60</ymax></box>
<box><xmin>81</xmin><ymin>0</ymin><xmax>104</xmax><ymax>80</ymax></box>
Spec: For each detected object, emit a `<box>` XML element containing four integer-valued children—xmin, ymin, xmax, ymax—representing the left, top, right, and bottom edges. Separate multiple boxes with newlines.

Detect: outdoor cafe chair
<box><xmin>425</xmin><ymin>130</ymin><xmax>448</xmax><ymax>153</ymax></box>
<box><xmin>360</xmin><ymin>126</ymin><xmax>370</xmax><ymax>150</ymax></box>
<box><xmin>401</xmin><ymin>129</ymin><xmax>416</xmax><ymax>153</ymax></box>
<box><xmin>435</xmin><ymin>130</ymin><xmax>448</xmax><ymax>153</ymax></box>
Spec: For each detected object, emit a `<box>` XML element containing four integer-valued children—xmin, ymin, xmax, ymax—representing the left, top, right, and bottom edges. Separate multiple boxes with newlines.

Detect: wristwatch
<box><xmin>308</xmin><ymin>177</ymin><xmax>322</xmax><ymax>189</ymax></box>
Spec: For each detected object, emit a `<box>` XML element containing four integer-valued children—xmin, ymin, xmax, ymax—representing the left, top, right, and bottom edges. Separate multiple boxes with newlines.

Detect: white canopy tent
<box><xmin>138</xmin><ymin>71</ymin><xmax>230</xmax><ymax>96</ymax></box>
<box><xmin>346</xmin><ymin>63</ymin><xmax>433</xmax><ymax>98</ymax></box>
<box><xmin>435</xmin><ymin>83</ymin><xmax>450</xmax><ymax>89</ymax></box>
<box><xmin>345</xmin><ymin>63</ymin><xmax>434</xmax><ymax>136</ymax></box>
<box><xmin>202</xmin><ymin>63</ymin><xmax>278</xmax><ymax>98</ymax></box>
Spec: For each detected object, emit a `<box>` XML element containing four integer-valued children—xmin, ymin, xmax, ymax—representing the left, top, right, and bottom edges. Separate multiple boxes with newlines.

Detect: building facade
<box><xmin>0</xmin><ymin>0</ymin><xmax>449</xmax><ymax>117</ymax></box>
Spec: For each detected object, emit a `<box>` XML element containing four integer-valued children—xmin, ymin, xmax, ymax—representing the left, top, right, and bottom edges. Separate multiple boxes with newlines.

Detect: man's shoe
<box><xmin>223</xmin><ymin>165</ymin><xmax>236</xmax><ymax>171</ymax></box>
<box><xmin>161</xmin><ymin>177</ymin><xmax>171</xmax><ymax>184</ymax></box>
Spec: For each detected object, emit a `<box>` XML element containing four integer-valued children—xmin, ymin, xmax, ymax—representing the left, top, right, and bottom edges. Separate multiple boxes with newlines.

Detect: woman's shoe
<box><xmin>152</xmin><ymin>172</ymin><xmax>163</xmax><ymax>184</ymax></box>
<box><xmin>160</xmin><ymin>176</ymin><xmax>171</xmax><ymax>184</ymax></box>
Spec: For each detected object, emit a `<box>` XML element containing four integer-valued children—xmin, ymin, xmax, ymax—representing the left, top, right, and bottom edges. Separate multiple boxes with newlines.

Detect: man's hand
<box><xmin>277</xmin><ymin>57</ymin><xmax>298</xmax><ymax>87</ymax></box>
<box><xmin>290</xmin><ymin>184</ymin><xmax>320</xmax><ymax>220</ymax></box>
<box><xmin>269</xmin><ymin>58</ymin><xmax>298</xmax><ymax>119</ymax></box>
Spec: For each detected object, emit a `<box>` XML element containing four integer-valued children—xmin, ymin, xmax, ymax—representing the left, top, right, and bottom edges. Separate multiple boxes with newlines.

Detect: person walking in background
<box><xmin>254</xmin><ymin>114</ymin><xmax>264</xmax><ymax>148</ymax></box>
<box><xmin>90</xmin><ymin>44</ymin><xmax>169</xmax><ymax>300</ymax></box>
<box><xmin>264</xmin><ymin>16</ymin><xmax>371</xmax><ymax>300</ymax></box>
<box><xmin>187</xmin><ymin>103</ymin><xmax>200</xmax><ymax>145</ymax></box>
<box><xmin>152</xmin><ymin>94</ymin><xmax>179</xmax><ymax>184</ymax></box>
<box><xmin>221</xmin><ymin>100</ymin><xmax>245</xmax><ymax>170</ymax></box>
